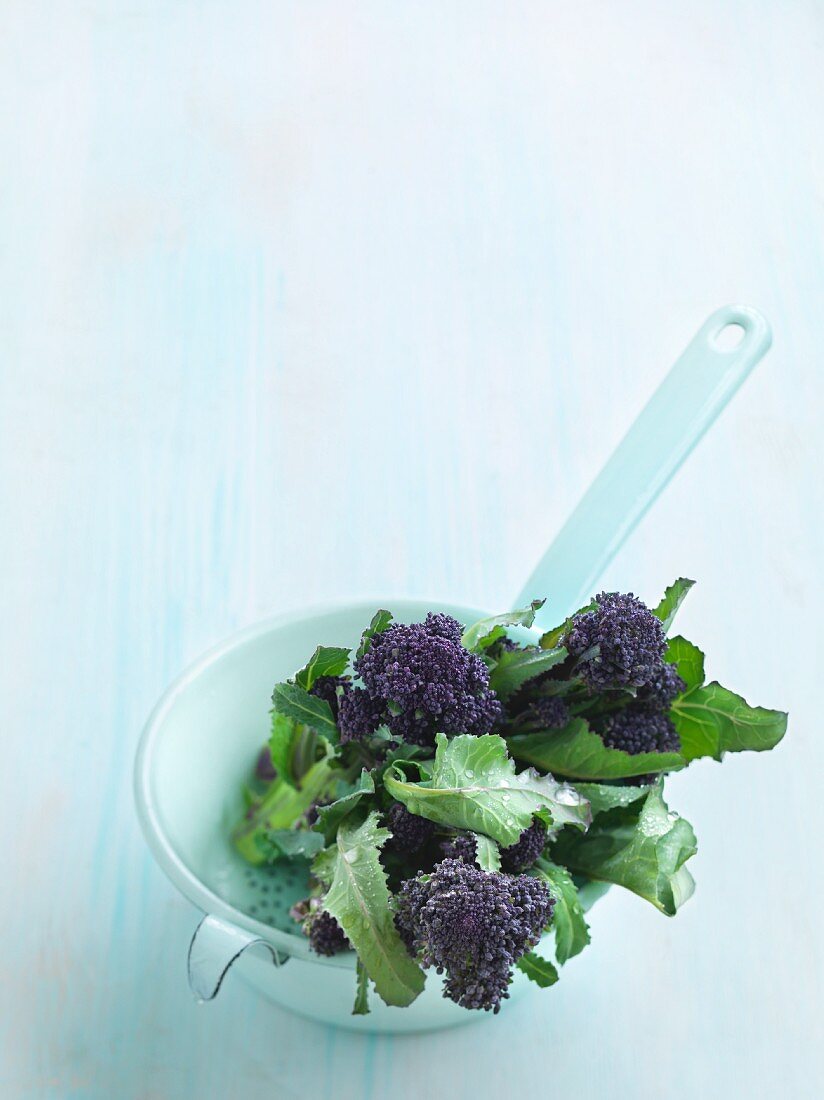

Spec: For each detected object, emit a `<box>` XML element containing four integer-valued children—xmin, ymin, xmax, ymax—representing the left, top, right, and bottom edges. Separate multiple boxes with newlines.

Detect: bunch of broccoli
<box><xmin>232</xmin><ymin>582</ymin><xmax>787</xmax><ymax>1016</ymax></box>
<box><xmin>339</xmin><ymin>612</ymin><xmax>502</xmax><ymax>746</ymax></box>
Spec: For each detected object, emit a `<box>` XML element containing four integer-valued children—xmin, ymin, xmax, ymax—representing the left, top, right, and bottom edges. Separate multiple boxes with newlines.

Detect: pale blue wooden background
<box><xmin>1</xmin><ymin>3</ymin><xmax>822</xmax><ymax>1097</ymax></box>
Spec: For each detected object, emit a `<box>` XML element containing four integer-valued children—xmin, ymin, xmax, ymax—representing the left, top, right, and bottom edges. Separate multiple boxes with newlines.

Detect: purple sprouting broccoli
<box><xmin>254</xmin><ymin>746</ymin><xmax>277</xmax><ymax>782</ymax></box>
<box><xmin>255</xmin><ymin>675</ymin><xmax>348</xmax><ymax>785</ymax></box>
<box><xmin>419</xmin><ymin>612</ymin><xmax>464</xmax><ymax>643</ymax></box>
<box><xmin>601</xmin><ymin>705</ymin><xmax>681</xmax><ymax>755</ymax></box>
<box><xmin>395</xmin><ymin>858</ymin><xmax>554</xmax><ymax>1012</ymax></box>
<box><xmin>597</xmin><ymin>662</ymin><xmax>684</xmax><ymax>773</ymax></box>
<box><xmin>385</xmin><ymin>802</ymin><xmax>435</xmax><ymax>853</ymax></box>
<box><xmin>564</xmin><ymin>592</ymin><xmax>666</xmax><ymax>690</ymax></box>
<box><xmin>353</xmin><ymin>613</ymin><xmax>503</xmax><ymax>747</ymax></box>
<box><xmin>529</xmin><ymin>696</ymin><xmax>570</xmax><ymax>729</ymax></box>
<box><xmin>500</xmin><ymin>819</ymin><xmax>548</xmax><ymax>873</ymax></box>
<box><xmin>291</xmin><ymin>898</ymin><xmax>350</xmax><ymax>956</ymax></box>
<box><xmin>442</xmin><ymin>821</ymin><xmax>547</xmax><ymax>873</ymax></box>
<box><xmin>337</xmin><ymin>687</ymin><xmax>385</xmax><ymax>743</ymax></box>
<box><xmin>640</xmin><ymin>662</ymin><xmax>686</xmax><ymax>710</ymax></box>
<box><xmin>309</xmin><ymin>674</ymin><xmax>350</xmax><ymax>718</ymax></box>
<box><xmin>440</xmin><ymin>832</ymin><xmax>479</xmax><ymax>863</ymax></box>
<box><xmin>309</xmin><ymin>911</ymin><xmax>349</xmax><ymax>956</ymax></box>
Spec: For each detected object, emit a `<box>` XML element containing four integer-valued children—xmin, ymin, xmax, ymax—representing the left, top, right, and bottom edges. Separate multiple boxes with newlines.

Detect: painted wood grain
<box><xmin>1</xmin><ymin>2</ymin><xmax>821</xmax><ymax>1097</ymax></box>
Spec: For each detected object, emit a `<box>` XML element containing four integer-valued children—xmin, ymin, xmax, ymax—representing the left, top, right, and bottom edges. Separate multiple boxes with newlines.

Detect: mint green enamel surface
<box><xmin>516</xmin><ymin>305</ymin><xmax>772</xmax><ymax>624</ymax></box>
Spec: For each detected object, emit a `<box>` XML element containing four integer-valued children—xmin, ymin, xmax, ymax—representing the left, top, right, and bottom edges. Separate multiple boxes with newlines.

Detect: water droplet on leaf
<box><xmin>555</xmin><ymin>784</ymin><xmax>583</xmax><ymax>806</ymax></box>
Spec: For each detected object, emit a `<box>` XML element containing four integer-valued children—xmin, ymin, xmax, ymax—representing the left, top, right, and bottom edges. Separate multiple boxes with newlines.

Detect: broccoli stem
<box><xmin>290</xmin><ymin>726</ymin><xmax>319</xmax><ymax>783</ymax></box>
<box><xmin>232</xmin><ymin>756</ymin><xmax>336</xmax><ymax>866</ymax></box>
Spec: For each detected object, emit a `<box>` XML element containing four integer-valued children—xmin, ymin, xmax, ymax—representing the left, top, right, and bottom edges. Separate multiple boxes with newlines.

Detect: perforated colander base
<box><xmin>204</xmin><ymin>841</ymin><xmax>312</xmax><ymax>935</ymax></box>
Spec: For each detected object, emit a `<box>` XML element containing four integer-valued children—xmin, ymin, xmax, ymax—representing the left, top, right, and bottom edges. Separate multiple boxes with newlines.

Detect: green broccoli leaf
<box><xmin>294</xmin><ymin>645</ymin><xmax>351</xmax><ymax>692</ymax></box>
<box><xmin>312</xmin><ymin>812</ymin><xmax>425</xmax><ymax>1008</ymax></box>
<box><xmin>267</xmin><ymin>714</ymin><xmax>324</xmax><ymax>789</ymax></box>
<box><xmin>315</xmin><ymin>769</ymin><xmax>376</xmax><ymax>843</ymax></box>
<box><xmin>508</xmin><ymin>718</ymin><xmax>685</xmax><ymax>780</ymax></box>
<box><xmin>573</xmin><ymin>782</ymin><xmax>652</xmax><ymax>817</ymax></box>
<box><xmin>488</xmin><ymin>646</ymin><xmax>568</xmax><ymax>699</ymax></box>
<box><xmin>376</xmin><ymin>743</ymin><xmax>433</xmax><ymax>777</ymax></box>
<box><xmin>652</xmin><ymin>578</ymin><xmax>695</xmax><ymax>632</ymax></box>
<box><xmin>353</xmin><ymin>959</ymin><xmax>371</xmax><ymax>1016</ymax></box>
<box><xmin>665</xmin><ymin>635</ymin><xmax>706</xmax><ymax>691</ymax></box>
<box><xmin>672</xmin><ymin>682</ymin><xmax>787</xmax><ymax>762</ymax></box>
<box><xmin>550</xmin><ymin>786</ymin><xmax>697</xmax><ymax>915</ymax></box>
<box><xmin>233</xmin><ymin>757</ymin><xmax>338</xmax><ymax>865</ymax></box>
<box><xmin>533</xmin><ymin>858</ymin><xmax>590</xmax><ymax>964</ymax></box>
<box><xmin>254</xmin><ymin>827</ymin><xmax>326</xmax><ymax>862</ymax></box>
<box><xmin>473</xmin><ymin>834</ymin><xmax>501</xmax><ymax>872</ymax></box>
<box><xmin>384</xmin><ymin>733</ymin><xmax>591</xmax><ymax>846</ymax></box>
<box><xmin>511</xmin><ymin>680</ymin><xmax>787</xmax><ymax>777</ymax></box>
<box><xmin>461</xmin><ymin>600</ymin><xmax>546</xmax><ymax>653</ymax></box>
<box><xmin>355</xmin><ymin>609</ymin><xmax>393</xmax><ymax>661</ymax></box>
<box><xmin>516</xmin><ymin>951</ymin><xmax>559</xmax><ymax>987</ymax></box>
<box><xmin>271</xmin><ymin>682</ymin><xmax>339</xmax><ymax>743</ymax></box>
<box><xmin>267</xmin><ymin>710</ymin><xmax>303</xmax><ymax>788</ymax></box>
<box><xmin>538</xmin><ymin>599</ymin><xmax>597</xmax><ymax>651</ymax></box>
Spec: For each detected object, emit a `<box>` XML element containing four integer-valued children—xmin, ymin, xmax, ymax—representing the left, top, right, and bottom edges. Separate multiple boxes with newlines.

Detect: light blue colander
<box><xmin>134</xmin><ymin>306</ymin><xmax>771</xmax><ymax>1033</ymax></box>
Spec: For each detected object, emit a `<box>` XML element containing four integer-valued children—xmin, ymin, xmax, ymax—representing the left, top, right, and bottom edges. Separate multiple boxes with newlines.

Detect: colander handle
<box><xmin>187</xmin><ymin>914</ymin><xmax>289</xmax><ymax>1001</ymax></box>
<box><xmin>514</xmin><ymin>304</ymin><xmax>772</xmax><ymax>624</ymax></box>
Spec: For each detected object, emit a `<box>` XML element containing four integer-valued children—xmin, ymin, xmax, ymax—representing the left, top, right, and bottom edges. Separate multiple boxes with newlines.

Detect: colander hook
<box><xmin>187</xmin><ymin>914</ymin><xmax>290</xmax><ymax>1002</ymax></box>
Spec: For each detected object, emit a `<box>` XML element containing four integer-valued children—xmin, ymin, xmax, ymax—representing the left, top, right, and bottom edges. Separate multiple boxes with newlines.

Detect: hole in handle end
<box><xmin>705</xmin><ymin>304</ymin><xmax>772</xmax><ymax>357</ymax></box>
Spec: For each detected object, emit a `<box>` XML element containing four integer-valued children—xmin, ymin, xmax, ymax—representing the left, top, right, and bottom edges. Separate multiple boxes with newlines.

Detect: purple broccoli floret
<box><xmin>419</xmin><ymin>612</ymin><xmax>464</xmax><ymax>644</ymax></box>
<box><xmin>564</xmin><ymin>592</ymin><xmax>666</xmax><ymax>690</ymax></box>
<box><xmin>640</xmin><ymin>662</ymin><xmax>686</xmax><ymax>710</ymax></box>
<box><xmin>386</xmin><ymin>802</ymin><xmax>435</xmax><ymax>853</ymax></box>
<box><xmin>308</xmin><ymin>911</ymin><xmax>350</xmax><ymax>957</ymax></box>
<box><xmin>500</xmin><ymin>819</ymin><xmax>548</xmax><ymax>873</ymax></box>
<box><xmin>291</xmin><ymin>898</ymin><xmax>350</xmax><ymax>957</ymax></box>
<box><xmin>254</xmin><ymin>746</ymin><xmax>277</xmax><ymax>781</ymax></box>
<box><xmin>395</xmin><ymin>858</ymin><xmax>554</xmax><ymax>1012</ymax></box>
<box><xmin>529</xmin><ymin>696</ymin><xmax>570</xmax><ymax>729</ymax></box>
<box><xmin>309</xmin><ymin>675</ymin><xmax>350</xmax><ymax>718</ymax></box>
<box><xmin>442</xmin><ymin>821</ymin><xmax>547</xmax><ymax>874</ymax></box>
<box><xmin>353</xmin><ymin>613</ymin><xmax>503</xmax><ymax>747</ymax></box>
<box><xmin>440</xmin><ymin>833</ymin><xmax>479</xmax><ymax>863</ymax></box>
<box><xmin>337</xmin><ymin>687</ymin><xmax>384</xmax><ymax>743</ymax></box>
<box><xmin>601</xmin><ymin>705</ymin><xmax>681</xmax><ymax>755</ymax></box>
